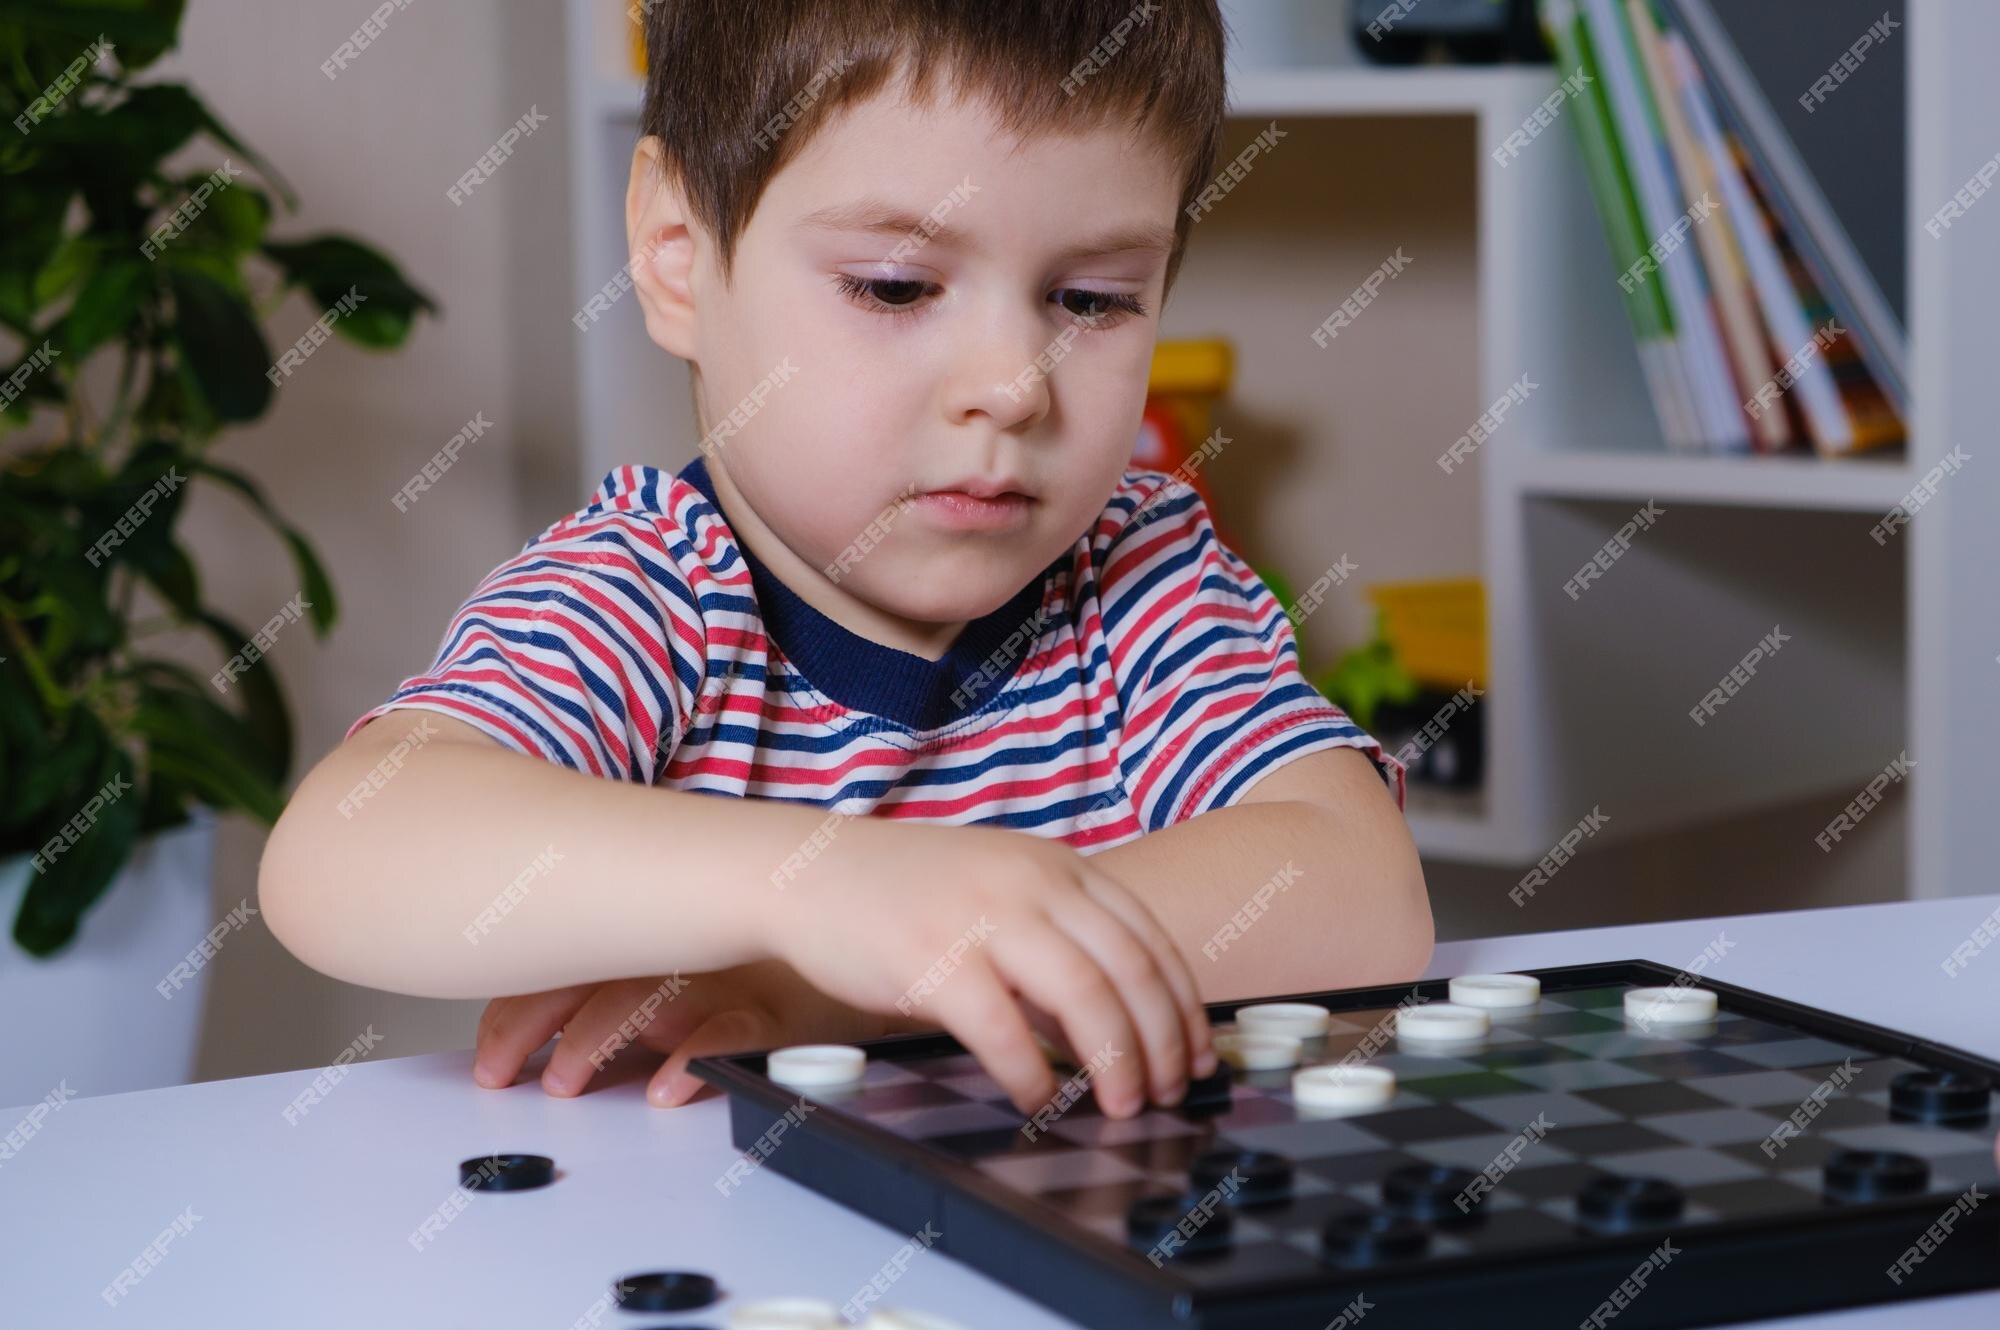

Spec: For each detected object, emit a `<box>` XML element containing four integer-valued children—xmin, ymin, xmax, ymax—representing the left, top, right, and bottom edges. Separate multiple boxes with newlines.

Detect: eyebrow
<box><xmin>793</xmin><ymin>198</ymin><xmax>1177</xmax><ymax>263</ymax></box>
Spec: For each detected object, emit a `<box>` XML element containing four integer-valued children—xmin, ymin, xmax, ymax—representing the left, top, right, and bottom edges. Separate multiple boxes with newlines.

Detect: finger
<box><xmin>543</xmin><ymin>980</ymin><xmax>713</xmax><ymax>1096</ymax></box>
<box><xmin>540</xmin><ymin>984</ymin><xmax>650</xmax><ymax>1096</ymax></box>
<box><xmin>1047</xmin><ymin>891</ymin><xmax>1188</xmax><ymax>1106</ymax></box>
<box><xmin>1019</xmin><ymin>1001</ymin><xmax>1076</xmax><ymax>1064</ymax></box>
<box><xmin>924</xmin><ymin>959</ymin><xmax>1057</xmax><ymax>1116</ymax></box>
<box><xmin>1082</xmin><ymin>871</ymin><xmax>1215</xmax><ymax>1078</ymax></box>
<box><xmin>473</xmin><ymin>985</ymin><xmax>593</xmax><ymax>1088</ymax></box>
<box><xmin>647</xmin><ymin>1008</ymin><xmax>776</xmax><ymax>1107</ymax></box>
<box><xmin>988</xmin><ymin>925</ymin><xmax>1148</xmax><ymax>1118</ymax></box>
<box><xmin>475</xmin><ymin>996</ymin><xmax>509</xmax><ymax>1050</ymax></box>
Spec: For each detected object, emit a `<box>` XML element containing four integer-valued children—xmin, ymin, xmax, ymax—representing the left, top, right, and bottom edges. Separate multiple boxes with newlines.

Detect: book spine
<box><xmin>1673</xmin><ymin>34</ymin><xmax>1856</xmax><ymax>453</ymax></box>
<box><xmin>1632</xmin><ymin>0</ymin><xmax>1787</xmax><ymax>450</ymax></box>
<box><xmin>1539</xmin><ymin>0</ymin><xmax>1698</xmax><ymax>448</ymax></box>
<box><xmin>1583</xmin><ymin>0</ymin><xmax>1748</xmax><ymax>449</ymax></box>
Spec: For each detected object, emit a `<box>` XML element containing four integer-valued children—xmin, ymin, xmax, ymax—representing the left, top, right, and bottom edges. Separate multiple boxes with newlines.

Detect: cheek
<box><xmin>1061</xmin><ymin>342</ymin><xmax>1153</xmax><ymax>475</ymax></box>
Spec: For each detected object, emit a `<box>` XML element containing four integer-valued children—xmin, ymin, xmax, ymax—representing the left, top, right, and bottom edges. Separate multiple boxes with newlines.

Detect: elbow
<box><xmin>257</xmin><ymin>799</ymin><xmax>343</xmax><ymax>982</ymax></box>
<box><xmin>1350</xmin><ymin>825</ymin><xmax>1436</xmax><ymax>988</ymax></box>
<box><xmin>258</xmin><ymin>784</ymin><xmax>400</xmax><ymax>994</ymax></box>
<box><xmin>1385</xmin><ymin>830</ymin><xmax>1436</xmax><ymax>982</ymax></box>
<box><xmin>1392</xmin><ymin>861</ymin><xmax>1437</xmax><ymax>982</ymax></box>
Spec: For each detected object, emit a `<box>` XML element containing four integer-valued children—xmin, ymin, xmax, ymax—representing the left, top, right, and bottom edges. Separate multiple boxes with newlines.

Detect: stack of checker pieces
<box><xmin>696</xmin><ymin>962</ymin><xmax>2000</xmax><ymax>1330</ymax></box>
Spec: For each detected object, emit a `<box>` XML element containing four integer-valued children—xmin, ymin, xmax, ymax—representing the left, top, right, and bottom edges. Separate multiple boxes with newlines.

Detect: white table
<box><xmin>10</xmin><ymin>895</ymin><xmax>2000</xmax><ymax>1328</ymax></box>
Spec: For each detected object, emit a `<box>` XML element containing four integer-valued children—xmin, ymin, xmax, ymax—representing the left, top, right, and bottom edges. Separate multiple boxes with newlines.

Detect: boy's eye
<box><xmin>1053</xmin><ymin>287</ymin><xmax>1148</xmax><ymax>326</ymax></box>
<box><xmin>833</xmin><ymin>272</ymin><xmax>935</xmax><ymax>313</ymax></box>
<box><xmin>831</xmin><ymin>273</ymin><xmax>1148</xmax><ymax>327</ymax></box>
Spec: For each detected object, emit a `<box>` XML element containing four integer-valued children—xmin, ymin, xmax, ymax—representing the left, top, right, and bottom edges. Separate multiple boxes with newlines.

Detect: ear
<box><xmin>626</xmin><ymin>136</ymin><xmax>700</xmax><ymax>361</ymax></box>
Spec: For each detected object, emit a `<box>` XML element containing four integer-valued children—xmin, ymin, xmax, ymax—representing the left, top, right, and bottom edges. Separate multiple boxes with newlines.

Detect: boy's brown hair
<box><xmin>639</xmin><ymin>0</ymin><xmax>1227</xmax><ymax>295</ymax></box>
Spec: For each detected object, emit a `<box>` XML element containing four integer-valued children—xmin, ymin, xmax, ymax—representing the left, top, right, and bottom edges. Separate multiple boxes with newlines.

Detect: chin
<box><xmin>868</xmin><ymin>564</ymin><xmax>1036</xmax><ymax>624</ymax></box>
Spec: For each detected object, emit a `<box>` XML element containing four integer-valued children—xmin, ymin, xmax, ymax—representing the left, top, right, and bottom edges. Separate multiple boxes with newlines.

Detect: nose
<box><xmin>941</xmin><ymin>300</ymin><xmax>1058</xmax><ymax>434</ymax></box>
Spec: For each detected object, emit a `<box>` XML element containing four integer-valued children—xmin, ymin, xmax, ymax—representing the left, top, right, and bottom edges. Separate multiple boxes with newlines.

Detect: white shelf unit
<box><xmin>565</xmin><ymin>2</ymin><xmax>1996</xmax><ymax>898</ymax></box>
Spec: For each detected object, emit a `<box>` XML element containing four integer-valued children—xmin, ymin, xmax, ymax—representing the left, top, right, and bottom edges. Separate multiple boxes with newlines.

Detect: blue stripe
<box><xmin>734</xmin><ymin>725</ymin><xmax>1109</xmax><ymax>805</ymax></box>
<box><xmin>389</xmin><ymin>681</ymin><xmax>578</xmax><ymax>771</ymax></box>
<box><xmin>1145</xmin><ymin>682</ymin><xmax>1341</xmax><ymax>823</ymax></box>
<box><xmin>1208</xmin><ymin>727</ymin><xmax>1363</xmax><ymax>810</ymax></box>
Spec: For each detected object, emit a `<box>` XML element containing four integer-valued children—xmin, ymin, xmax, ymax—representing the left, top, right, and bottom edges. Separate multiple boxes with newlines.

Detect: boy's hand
<box><xmin>472</xmin><ymin>961</ymin><xmax>887</xmax><ymax>1107</ymax></box>
<box><xmin>769</xmin><ymin>820</ymin><xmax>1214</xmax><ymax>1119</ymax></box>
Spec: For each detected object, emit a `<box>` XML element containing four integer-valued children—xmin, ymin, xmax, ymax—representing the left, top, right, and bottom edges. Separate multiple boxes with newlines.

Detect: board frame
<box><xmin>694</xmin><ymin>961</ymin><xmax>2000</xmax><ymax>1329</ymax></box>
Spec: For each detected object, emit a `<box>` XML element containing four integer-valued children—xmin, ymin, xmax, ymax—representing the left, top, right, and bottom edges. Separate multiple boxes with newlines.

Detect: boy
<box><xmin>260</xmin><ymin>0</ymin><xmax>1432</xmax><ymax>1122</ymax></box>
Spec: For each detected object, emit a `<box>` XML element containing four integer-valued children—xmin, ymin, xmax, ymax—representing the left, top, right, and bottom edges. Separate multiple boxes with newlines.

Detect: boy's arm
<box><xmin>260</xmin><ymin>710</ymin><xmax>1210</xmax><ymax>1114</ymax></box>
<box><xmin>1089</xmin><ymin>747</ymin><xmax>1433</xmax><ymax>1001</ymax></box>
<box><xmin>260</xmin><ymin>712</ymin><xmax>791</xmax><ymax>997</ymax></box>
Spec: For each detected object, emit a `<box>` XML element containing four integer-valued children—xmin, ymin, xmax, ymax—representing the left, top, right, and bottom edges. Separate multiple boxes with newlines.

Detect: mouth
<box><xmin>912</xmin><ymin>479</ymin><xmax>1034</xmax><ymax>533</ymax></box>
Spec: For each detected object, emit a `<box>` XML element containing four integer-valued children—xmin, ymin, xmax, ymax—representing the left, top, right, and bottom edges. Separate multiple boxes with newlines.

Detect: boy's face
<box><xmin>633</xmin><ymin>73</ymin><xmax>1184</xmax><ymax>639</ymax></box>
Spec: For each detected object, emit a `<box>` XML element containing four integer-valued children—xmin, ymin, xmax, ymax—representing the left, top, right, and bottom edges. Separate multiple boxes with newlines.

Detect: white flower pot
<box><xmin>0</xmin><ymin>811</ymin><xmax>219</xmax><ymax>1109</ymax></box>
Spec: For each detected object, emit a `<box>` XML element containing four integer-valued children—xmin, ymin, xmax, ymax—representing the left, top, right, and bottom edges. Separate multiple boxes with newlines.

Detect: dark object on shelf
<box><xmin>1371</xmin><ymin>690</ymin><xmax>1486</xmax><ymax>790</ymax></box>
<box><xmin>1353</xmin><ymin>0</ymin><xmax>1549</xmax><ymax>65</ymax></box>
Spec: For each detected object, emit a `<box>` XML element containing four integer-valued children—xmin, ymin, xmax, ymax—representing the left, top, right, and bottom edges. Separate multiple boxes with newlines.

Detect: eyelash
<box><xmin>829</xmin><ymin>273</ymin><xmax>1149</xmax><ymax>328</ymax></box>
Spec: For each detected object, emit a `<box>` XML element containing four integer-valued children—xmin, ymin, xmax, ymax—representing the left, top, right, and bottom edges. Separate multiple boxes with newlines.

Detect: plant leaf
<box><xmin>261</xmin><ymin>235</ymin><xmax>438</xmax><ymax>349</ymax></box>
<box><xmin>193</xmin><ymin>609</ymin><xmax>292</xmax><ymax>780</ymax></box>
<box><xmin>61</xmin><ymin>253</ymin><xmax>152</xmax><ymax>358</ymax></box>
<box><xmin>128</xmin><ymin>688</ymin><xmax>285</xmax><ymax>823</ymax></box>
<box><xmin>185</xmin><ymin>458</ymin><xmax>336</xmax><ymax>631</ymax></box>
<box><xmin>5</xmin><ymin>705</ymin><xmax>105</xmax><ymax>834</ymax></box>
<box><xmin>166</xmin><ymin>265</ymin><xmax>270</xmax><ymax>422</ymax></box>
<box><xmin>10</xmin><ymin>740</ymin><xmax>142</xmax><ymax>957</ymax></box>
<box><xmin>0</xmin><ymin>0</ymin><xmax>187</xmax><ymax>74</ymax></box>
<box><xmin>0</xmin><ymin>171</ymin><xmax>74</xmax><ymax>329</ymax></box>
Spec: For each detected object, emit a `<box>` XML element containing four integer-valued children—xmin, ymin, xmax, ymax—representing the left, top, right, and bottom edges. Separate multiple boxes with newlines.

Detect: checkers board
<box><xmin>695</xmin><ymin>961</ymin><xmax>2000</xmax><ymax>1329</ymax></box>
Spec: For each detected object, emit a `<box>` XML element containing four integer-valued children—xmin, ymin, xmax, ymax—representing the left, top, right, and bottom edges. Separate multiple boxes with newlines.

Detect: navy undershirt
<box><xmin>677</xmin><ymin>457</ymin><xmax>1053</xmax><ymax>731</ymax></box>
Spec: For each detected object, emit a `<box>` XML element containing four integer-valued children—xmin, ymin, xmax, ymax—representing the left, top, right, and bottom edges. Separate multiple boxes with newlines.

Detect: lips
<box><xmin>912</xmin><ymin>482</ymin><xmax>1033</xmax><ymax>533</ymax></box>
<box><xmin>927</xmin><ymin>475</ymin><xmax>1030</xmax><ymax>500</ymax></box>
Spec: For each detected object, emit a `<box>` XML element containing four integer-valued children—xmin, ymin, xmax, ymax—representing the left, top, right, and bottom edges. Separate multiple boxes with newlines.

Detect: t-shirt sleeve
<box><xmin>344</xmin><ymin>510</ymin><xmax>706</xmax><ymax>784</ymax></box>
<box><xmin>1096</xmin><ymin>476</ymin><xmax>1405</xmax><ymax>829</ymax></box>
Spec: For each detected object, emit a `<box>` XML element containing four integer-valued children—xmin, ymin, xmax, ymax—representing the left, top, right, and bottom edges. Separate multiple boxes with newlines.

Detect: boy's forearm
<box><xmin>1092</xmin><ymin>749</ymin><xmax>1433</xmax><ymax>1002</ymax></box>
<box><xmin>260</xmin><ymin>714</ymin><xmax>833</xmax><ymax>999</ymax></box>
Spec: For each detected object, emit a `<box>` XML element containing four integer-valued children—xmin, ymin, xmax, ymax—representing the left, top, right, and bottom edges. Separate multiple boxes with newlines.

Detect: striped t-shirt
<box><xmin>348</xmin><ymin>458</ymin><xmax>1400</xmax><ymax>850</ymax></box>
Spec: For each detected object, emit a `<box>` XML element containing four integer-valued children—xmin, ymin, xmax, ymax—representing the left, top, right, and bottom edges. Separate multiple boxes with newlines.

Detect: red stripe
<box><xmin>434</xmin><ymin>631</ymin><xmax>618</xmax><ymax>778</ymax></box>
<box><xmin>1124</xmin><ymin>642</ymin><xmax>1279</xmax><ymax>739</ymax></box>
<box><xmin>447</xmin><ymin>612</ymin><xmax>634</xmax><ymax>774</ymax></box>
<box><xmin>880</xmin><ymin>763</ymin><xmax>1124</xmax><ymax>819</ymax></box>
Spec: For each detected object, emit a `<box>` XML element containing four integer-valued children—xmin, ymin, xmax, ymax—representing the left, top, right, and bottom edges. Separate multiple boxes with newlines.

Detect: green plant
<box><xmin>0</xmin><ymin>2</ymin><xmax>436</xmax><ymax>955</ymax></box>
<box><xmin>1313</xmin><ymin>619</ymin><xmax>1419</xmax><ymax>733</ymax></box>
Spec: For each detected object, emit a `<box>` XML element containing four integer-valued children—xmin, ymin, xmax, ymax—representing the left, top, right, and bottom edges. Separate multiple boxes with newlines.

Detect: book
<box><xmin>1538</xmin><ymin>0</ymin><xmax>1702</xmax><ymax>448</ymax></box>
<box><xmin>1581</xmin><ymin>0</ymin><xmax>1749</xmax><ymax>449</ymax></box>
<box><xmin>1737</xmin><ymin>140</ymin><xmax>1906</xmax><ymax>453</ymax></box>
<box><xmin>1675</xmin><ymin>37</ymin><xmax>1899</xmax><ymax>453</ymax></box>
<box><xmin>1626</xmin><ymin>0</ymin><xmax>1788</xmax><ymax>449</ymax></box>
<box><xmin>1661</xmin><ymin>0</ymin><xmax>1908</xmax><ymax>416</ymax></box>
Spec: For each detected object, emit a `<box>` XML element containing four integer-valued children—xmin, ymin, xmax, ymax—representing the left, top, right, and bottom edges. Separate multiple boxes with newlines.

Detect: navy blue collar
<box><xmin>677</xmin><ymin>457</ymin><xmax>1052</xmax><ymax>730</ymax></box>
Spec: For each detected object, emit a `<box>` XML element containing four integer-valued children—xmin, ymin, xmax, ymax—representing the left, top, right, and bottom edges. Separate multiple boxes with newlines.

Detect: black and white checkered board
<box><xmin>696</xmin><ymin>963</ymin><xmax>2000</xmax><ymax>1330</ymax></box>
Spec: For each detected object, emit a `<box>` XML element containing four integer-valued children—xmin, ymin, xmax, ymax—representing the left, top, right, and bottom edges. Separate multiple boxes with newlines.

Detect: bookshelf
<box><xmin>564</xmin><ymin>0</ymin><xmax>1995</xmax><ymax>898</ymax></box>
<box><xmin>1510</xmin><ymin>449</ymin><xmax>1912</xmax><ymax>511</ymax></box>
